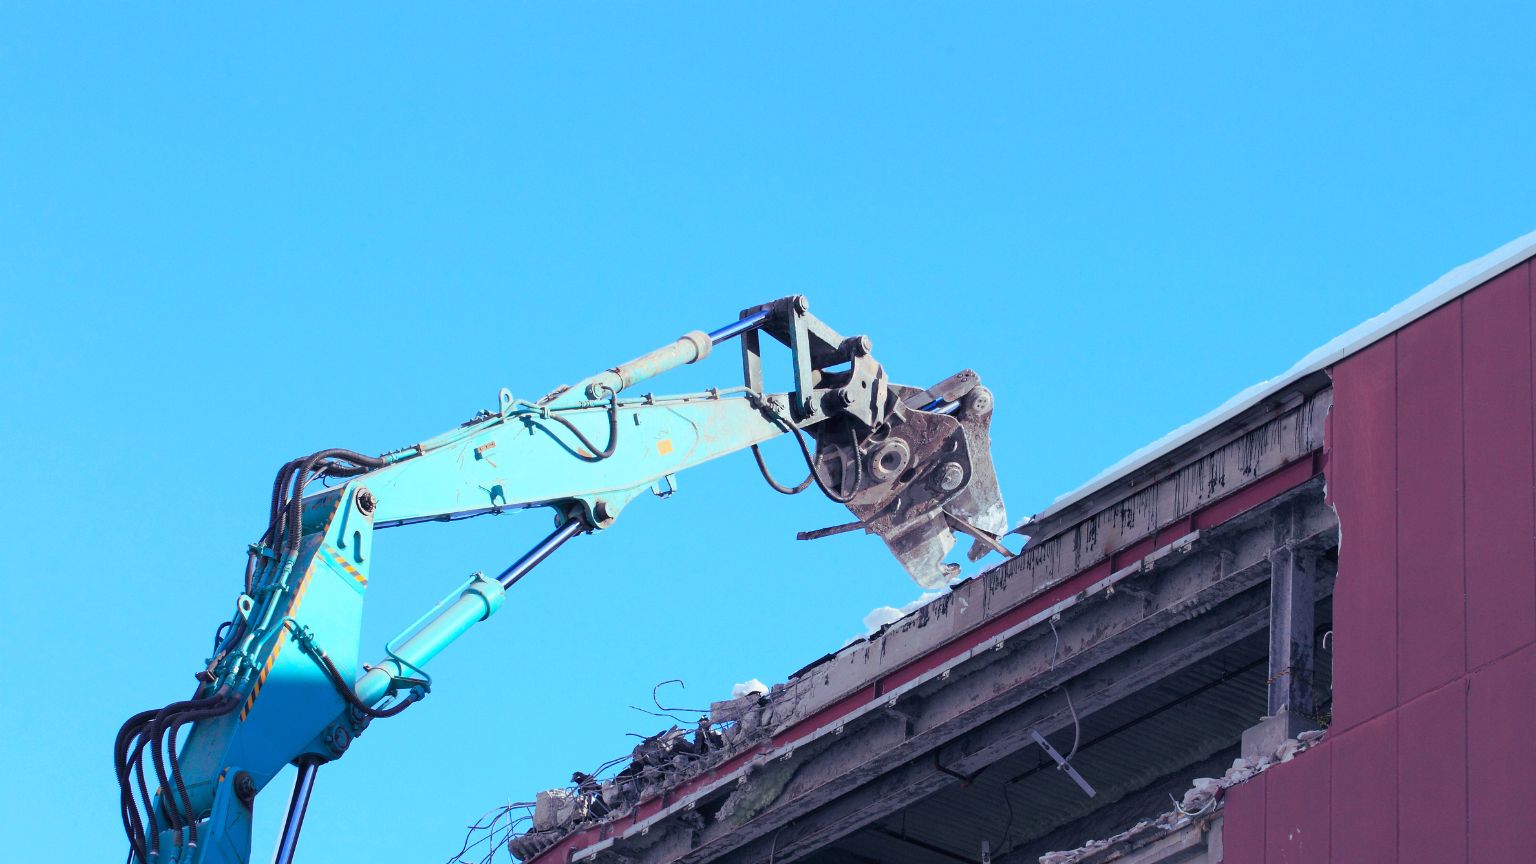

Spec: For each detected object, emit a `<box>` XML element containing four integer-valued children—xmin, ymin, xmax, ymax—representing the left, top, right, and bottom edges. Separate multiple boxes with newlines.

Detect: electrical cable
<box><xmin>1047</xmin><ymin>616</ymin><xmax>1083</xmax><ymax>765</ymax></box>
<box><xmin>998</xmin><ymin>782</ymin><xmax>1017</xmax><ymax>854</ymax></box>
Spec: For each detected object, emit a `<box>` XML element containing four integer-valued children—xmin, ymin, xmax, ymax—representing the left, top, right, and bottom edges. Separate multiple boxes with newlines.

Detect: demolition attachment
<box><xmin>737</xmin><ymin>297</ymin><xmax>1010</xmax><ymax>587</ymax></box>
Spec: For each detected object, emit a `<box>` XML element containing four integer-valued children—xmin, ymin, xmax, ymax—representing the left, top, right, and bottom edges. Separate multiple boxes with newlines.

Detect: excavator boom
<box><xmin>113</xmin><ymin>296</ymin><xmax>1008</xmax><ymax>864</ymax></box>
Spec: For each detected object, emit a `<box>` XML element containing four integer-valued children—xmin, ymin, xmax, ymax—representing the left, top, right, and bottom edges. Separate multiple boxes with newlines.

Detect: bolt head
<box><xmin>355</xmin><ymin>487</ymin><xmax>378</xmax><ymax>516</ymax></box>
<box><xmin>792</xmin><ymin>295</ymin><xmax>810</xmax><ymax>314</ymax></box>
<box><xmin>233</xmin><ymin>771</ymin><xmax>257</xmax><ymax>807</ymax></box>
<box><xmin>965</xmin><ymin>387</ymin><xmax>994</xmax><ymax>417</ymax></box>
<box><xmin>938</xmin><ymin>462</ymin><xmax>965</xmax><ymax>492</ymax></box>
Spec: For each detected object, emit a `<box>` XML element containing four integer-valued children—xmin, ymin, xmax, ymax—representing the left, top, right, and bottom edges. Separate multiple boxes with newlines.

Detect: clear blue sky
<box><xmin>3</xmin><ymin>5</ymin><xmax>1533</xmax><ymax>863</ymax></box>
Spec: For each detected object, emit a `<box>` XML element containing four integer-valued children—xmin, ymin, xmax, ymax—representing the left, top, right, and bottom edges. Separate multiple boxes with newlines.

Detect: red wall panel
<box><xmin>1329</xmin><ymin>712</ymin><xmax>1396</xmax><ymax>862</ymax></box>
<box><xmin>1397</xmin><ymin>682</ymin><xmax>1468</xmax><ymax>864</ymax></box>
<box><xmin>1327</xmin><ymin>336</ymin><xmax>1399</xmax><ymax>731</ymax></box>
<box><xmin>1224</xmin><ymin>258</ymin><xmax>1536</xmax><ymax>864</ymax></box>
<box><xmin>1263</xmin><ymin>743</ymin><xmax>1330</xmax><ymax>863</ymax></box>
<box><xmin>1221</xmin><ymin>774</ymin><xmax>1266</xmax><ymax>864</ymax></box>
<box><xmin>1467</xmin><ymin>645</ymin><xmax>1536</xmax><ymax>860</ymax></box>
<box><xmin>1395</xmin><ymin>305</ymin><xmax>1467</xmax><ymax>703</ymax></box>
<box><xmin>1463</xmin><ymin>264</ymin><xmax>1536</xmax><ymax>667</ymax></box>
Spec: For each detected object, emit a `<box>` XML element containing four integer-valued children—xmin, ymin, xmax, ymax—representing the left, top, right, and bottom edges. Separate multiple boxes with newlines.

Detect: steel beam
<box><xmin>1266</xmin><ymin>502</ymin><xmax>1317</xmax><ymax>720</ymax></box>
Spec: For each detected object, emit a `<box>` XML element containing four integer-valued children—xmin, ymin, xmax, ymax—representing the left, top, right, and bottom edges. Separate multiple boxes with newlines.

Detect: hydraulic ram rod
<box><xmin>574</xmin><ymin>310</ymin><xmax>772</xmax><ymax>400</ymax></box>
<box><xmin>271</xmin><ymin>758</ymin><xmax>321</xmax><ymax>864</ymax></box>
<box><xmin>353</xmin><ymin>520</ymin><xmax>583</xmax><ymax>708</ymax></box>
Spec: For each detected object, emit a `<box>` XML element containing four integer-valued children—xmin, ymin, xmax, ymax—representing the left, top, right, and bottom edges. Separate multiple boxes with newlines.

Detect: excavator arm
<box><xmin>113</xmin><ymin>297</ymin><xmax>1008</xmax><ymax>864</ymax></box>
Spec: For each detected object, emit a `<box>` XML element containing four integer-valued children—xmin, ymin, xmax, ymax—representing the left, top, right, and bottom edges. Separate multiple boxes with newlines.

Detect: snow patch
<box><xmin>731</xmin><ymin>679</ymin><xmax>767</xmax><ymax>698</ymax></box>
<box><xmin>861</xmin><ymin>591</ymin><xmax>943</xmax><ymax>633</ymax></box>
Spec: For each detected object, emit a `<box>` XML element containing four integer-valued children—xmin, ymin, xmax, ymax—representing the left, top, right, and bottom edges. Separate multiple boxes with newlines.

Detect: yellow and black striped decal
<box><xmin>325</xmin><ymin>546</ymin><xmax>367</xmax><ymax>587</ymax></box>
<box><xmin>239</xmin><ymin>499</ymin><xmax>344</xmax><ymax>722</ymax></box>
<box><xmin>239</xmin><ymin>560</ymin><xmax>319</xmax><ymax>722</ymax></box>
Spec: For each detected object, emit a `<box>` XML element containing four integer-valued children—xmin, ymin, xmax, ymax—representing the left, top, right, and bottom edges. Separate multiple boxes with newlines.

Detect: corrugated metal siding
<box><xmin>1223</xmin><ymin>259</ymin><xmax>1536</xmax><ymax>863</ymax></box>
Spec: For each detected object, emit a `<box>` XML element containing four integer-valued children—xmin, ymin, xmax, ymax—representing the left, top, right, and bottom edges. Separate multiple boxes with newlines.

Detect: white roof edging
<box><xmin>1033</xmin><ymin>228</ymin><xmax>1536</xmax><ymax>526</ymax></box>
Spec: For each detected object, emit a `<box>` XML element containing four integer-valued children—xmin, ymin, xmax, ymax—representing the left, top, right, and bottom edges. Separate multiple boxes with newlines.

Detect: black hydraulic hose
<box><xmin>312</xmin><ymin>642</ymin><xmax>422</xmax><ymax>718</ymax></box>
<box><xmin>115</xmin><ymin>709</ymin><xmax>158</xmax><ymax>861</ymax></box>
<box><xmin>123</xmin><ymin>714</ymin><xmax>171</xmax><ymax>856</ymax></box>
<box><xmin>166</xmin><ymin>694</ymin><xmax>237</xmax><ymax>849</ymax></box>
<box><xmin>145</xmin><ymin>697</ymin><xmax>219</xmax><ymax>840</ymax></box>
<box><xmin>281</xmin><ymin>449</ymin><xmax>388</xmax><ymax>561</ymax></box>
<box><xmin>750</xmin><ymin>444</ymin><xmax>814</xmax><ymax>494</ymax></box>
<box><xmin>128</xmin><ymin>693</ymin><xmax>229</xmax><ymax>857</ymax></box>
<box><xmin>792</xmin><ymin>425</ymin><xmax>862</xmax><ymax>504</ymax></box>
<box><xmin>545</xmin><ymin>389</ymin><xmax>620</xmax><ymax>461</ymax></box>
<box><xmin>131</xmin><ymin>739</ymin><xmax>158</xmax><ymax>859</ymax></box>
<box><xmin>262</xmin><ymin>449</ymin><xmax>385</xmax><ymax>562</ymax></box>
<box><xmin>133</xmin><ymin>695</ymin><xmax>221</xmax><ymax>841</ymax></box>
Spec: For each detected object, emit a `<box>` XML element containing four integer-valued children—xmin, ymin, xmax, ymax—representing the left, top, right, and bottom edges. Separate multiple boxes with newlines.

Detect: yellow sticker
<box><xmin>657</xmin><ymin>439</ymin><xmax>674</xmax><ymax>456</ymax></box>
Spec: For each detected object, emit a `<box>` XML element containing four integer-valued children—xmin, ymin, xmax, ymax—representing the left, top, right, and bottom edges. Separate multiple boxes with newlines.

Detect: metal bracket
<box><xmin>1029</xmin><ymin>729</ymin><xmax>1096</xmax><ymax>798</ymax></box>
<box><xmin>932</xmin><ymin>752</ymin><xmax>984</xmax><ymax>787</ymax></box>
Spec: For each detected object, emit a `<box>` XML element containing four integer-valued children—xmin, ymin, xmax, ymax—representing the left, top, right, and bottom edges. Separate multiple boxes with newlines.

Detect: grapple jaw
<box><xmin>808</xmin><ymin>370</ymin><xmax>1009</xmax><ymax>588</ymax></box>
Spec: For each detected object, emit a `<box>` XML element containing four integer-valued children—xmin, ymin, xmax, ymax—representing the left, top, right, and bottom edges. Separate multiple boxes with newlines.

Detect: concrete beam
<box><xmin>582</xmin><ymin>483</ymin><xmax>1336</xmax><ymax>864</ymax></box>
<box><xmin>712</xmin><ymin>589</ymin><xmax>1272</xmax><ymax>864</ymax></box>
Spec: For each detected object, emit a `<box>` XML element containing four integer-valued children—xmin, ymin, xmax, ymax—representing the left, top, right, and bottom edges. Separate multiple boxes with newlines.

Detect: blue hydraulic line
<box><xmin>272</xmin><ymin>758</ymin><xmax>321</xmax><ymax>864</ymax></box>
<box><xmin>707</xmin><ymin>310</ymin><xmax>771</xmax><ymax>345</ymax></box>
<box><xmin>498</xmin><ymin>518</ymin><xmax>586</xmax><ymax>588</ymax></box>
<box><xmin>918</xmin><ymin>399</ymin><xmax>962</xmax><ymax>415</ymax></box>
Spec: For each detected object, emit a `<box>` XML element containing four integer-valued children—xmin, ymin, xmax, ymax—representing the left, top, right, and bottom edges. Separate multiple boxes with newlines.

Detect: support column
<box><xmin>1242</xmin><ymin>502</ymin><xmax>1319</xmax><ymax>759</ymax></box>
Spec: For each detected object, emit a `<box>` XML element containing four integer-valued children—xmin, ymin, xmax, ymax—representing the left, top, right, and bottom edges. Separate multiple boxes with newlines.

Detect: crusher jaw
<box><xmin>801</xmin><ymin>368</ymin><xmax>1010</xmax><ymax>588</ymax></box>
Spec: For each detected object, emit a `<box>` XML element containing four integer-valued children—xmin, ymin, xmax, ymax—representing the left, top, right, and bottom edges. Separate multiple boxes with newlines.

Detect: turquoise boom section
<box><xmin>354</xmin><ymin>573</ymin><xmax>505</xmax><ymax>707</ymax></box>
<box><xmin>365</xmin><ymin>392</ymin><xmax>792</xmax><ymax>527</ymax></box>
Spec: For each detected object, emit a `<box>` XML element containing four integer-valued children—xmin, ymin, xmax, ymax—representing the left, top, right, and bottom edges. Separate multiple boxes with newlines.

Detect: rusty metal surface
<box><xmin>807</xmin><ymin>372</ymin><xmax>1010</xmax><ymax>588</ymax></box>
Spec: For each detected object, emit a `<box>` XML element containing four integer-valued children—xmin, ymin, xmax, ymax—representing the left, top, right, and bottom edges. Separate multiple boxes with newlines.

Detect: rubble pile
<box><xmin>507</xmin><ymin>685</ymin><xmax>786</xmax><ymax>861</ymax></box>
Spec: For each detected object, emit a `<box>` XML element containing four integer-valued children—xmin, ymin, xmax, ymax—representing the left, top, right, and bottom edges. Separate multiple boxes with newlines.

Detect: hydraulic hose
<box><xmin>795</xmin><ymin>425</ymin><xmax>862</xmax><ymax>504</ymax></box>
<box><xmin>545</xmin><ymin>388</ymin><xmax>620</xmax><ymax>461</ymax></box>
<box><xmin>309</xmin><ymin>635</ymin><xmax>422</xmax><ymax>719</ymax></box>
<box><xmin>115</xmin><ymin>709</ymin><xmax>159</xmax><ymax>862</ymax></box>
<box><xmin>146</xmin><ymin>697</ymin><xmax>220</xmax><ymax>843</ymax></box>
<box><xmin>750</xmin><ymin>444</ymin><xmax>814</xmax><ymax>495</ymax></box>
<box><xmin>117</xmin><ymin>692</ymin><xmax>227</xmax><ymax>858</ymax></box>
<box><xmin>165</xmin><ymin>694</ymin><xmax>237</xmax><ymax>849</ymax></box>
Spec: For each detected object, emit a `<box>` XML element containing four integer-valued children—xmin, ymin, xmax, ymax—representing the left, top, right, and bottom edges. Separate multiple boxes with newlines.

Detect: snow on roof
<box><xmin>1033</xmin><ymin>227</ymin><xmax>1536</xmax><ymax>525</ymax></box>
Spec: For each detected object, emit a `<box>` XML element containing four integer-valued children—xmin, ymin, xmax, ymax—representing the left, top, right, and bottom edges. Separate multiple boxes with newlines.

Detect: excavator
<box><xmin>114</xmin><ymin>296</ymin><xmax>1009</xmax><ymax>864</ymax></box>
